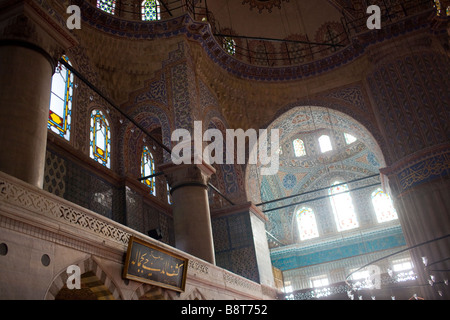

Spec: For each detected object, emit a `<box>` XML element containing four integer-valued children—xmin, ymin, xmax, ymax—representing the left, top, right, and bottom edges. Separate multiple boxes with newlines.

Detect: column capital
<box><xmin>159</xmin><ymin>156</ymin><xmax>216</xmax><ymax>193</ymax></box>
<box><xmin>0</xmin><ymin>0</ymin><xmax>78</xmax><ymax>71</ymax></box>
<box><xmin>158</xmin><ymin>156</ymin><xmax>216</xmax><ymax>264</ymax></box>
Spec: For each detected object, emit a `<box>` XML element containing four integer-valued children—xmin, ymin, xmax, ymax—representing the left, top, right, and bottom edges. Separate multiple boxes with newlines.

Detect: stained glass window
<box><xmin>167</xmin><ymin>182</ymin><xmax>172</xmax><ymax>204</ymax></box>
<box><xmin>142</xmin><ymin>0</ymin><xmax>161</xmax><ymax>21</ymax></box>
<box><xmin>329</xmin><ymin>181</ymin><xmax>358</xmax><ymax>231</ymax></box>
<box><xmin>141</xmin><ymin>146</ymin><xmax>156</xmax><ymax>196</ymax></box>
<box><xmin>293</xmin><ymin>139</ymin><xmax>306</xmax><ymax>157</ymax></box>
<box><xmin>48</xmin><ymin>55</ymin><xmax>73</xmax><ymax>141</ymax></box>
<box><xmin>434</xmin><ymin>0</ymin><xmax>442</xmax><ymax>15</ymax></box>
<box><xmin>371</xmin><ymin>188</ymin><xmax>398</xmax><ymax>223</ymax></box>
<box><xmin>319</xmin><ymin>135</ymin><xmax>332</xmax><ymax>153</ymax></box>
<box><xmin>344</xmin><ymin>133</ymin><xmax>357</xmax><ymax>144</ymax></box>
<box><xmin>97</xmin><ymin>0</ymin><xmax>116</xmax><ymax>15</ymax></box>
<box><xmin>296</xmin><ymin>207</ymin><xmax>319</xmax><ymax>241</ymax></box>
<box><xmin>90</xmin><ymin>110</ymin><xmax>111</xmax><ymax>168</ymax></box>
<box><xmin>223</xmin><ymin>37</ymin><xmax>236</xmax><ymax>55</ymax></box>
<box><xmin>433</xmin><ymin>0</ymin><xmax>450</xmax><ymax>16</ymax></box>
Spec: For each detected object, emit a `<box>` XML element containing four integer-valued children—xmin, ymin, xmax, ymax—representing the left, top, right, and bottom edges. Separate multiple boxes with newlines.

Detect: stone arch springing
<box><xmin>132</xmin><ymin>283</ymin><xmax>168</xmax><ymax>300</ymax></box>
<box><xmin>44</xmin><ymin>256</ymin><xmax>124</xmax><ymax>300</ymax></box>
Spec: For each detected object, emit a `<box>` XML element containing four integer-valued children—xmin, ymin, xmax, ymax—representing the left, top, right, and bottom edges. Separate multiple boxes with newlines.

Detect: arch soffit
<box><xmin>44</xmin><ymin>256</ymin><xmax>124</xmax><ymax>300</ymax></box>
<box><xmin>245</xmin><ymin>103</ymin><xmax>387</xmax><ymax>204</ymax></box>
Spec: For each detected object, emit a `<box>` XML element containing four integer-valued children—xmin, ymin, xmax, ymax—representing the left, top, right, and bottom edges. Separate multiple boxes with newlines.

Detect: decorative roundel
<box><xmin>282</xmin><ymin>173</ymin><xmax>297</xmax><ymax>189</ymax></box>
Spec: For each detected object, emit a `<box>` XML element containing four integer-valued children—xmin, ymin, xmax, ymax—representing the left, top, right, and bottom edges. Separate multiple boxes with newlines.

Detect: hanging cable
<box><xmin>256</xmin><ymin>173</ymin><xmax>380</xmax><ymax>207</ymax></box>
<box><xmin>262</xmin><ymin>182</ymin><xmax>381</xmax><ymax>213</ymax></box>
<box><xmin>59</xmin><ymin>57</ymin><xmax>235</xmax><ymax>206</ymax></box>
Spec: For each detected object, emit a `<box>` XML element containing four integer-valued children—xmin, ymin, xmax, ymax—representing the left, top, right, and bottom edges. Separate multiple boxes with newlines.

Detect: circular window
<box><xmin>0</xmin><ymin>243</ymin><xmax>8</xmax><ymax>256</ymax></box>
<box><xmin>41</xmin><ymin>254</ymin><xmax>51</xmax><ymax>267</ymax></box>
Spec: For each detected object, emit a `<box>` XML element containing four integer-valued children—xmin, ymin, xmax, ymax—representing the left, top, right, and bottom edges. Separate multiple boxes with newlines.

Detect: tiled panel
<box><xmin>212</xmin><ymin>212</ymin><xmax>259</xmax><ymax>283</ymax></box>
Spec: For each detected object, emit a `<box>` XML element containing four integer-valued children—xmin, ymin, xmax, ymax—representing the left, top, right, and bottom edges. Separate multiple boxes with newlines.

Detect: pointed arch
<box><xmin>118</xmin><ymin>104</ymin><xmax>172</xmax><ymax>176</ymax></box>
<box><xmin>45</xmin><ymin>256</ymin><xmax>123</xmax><ymax>300</ymax></box>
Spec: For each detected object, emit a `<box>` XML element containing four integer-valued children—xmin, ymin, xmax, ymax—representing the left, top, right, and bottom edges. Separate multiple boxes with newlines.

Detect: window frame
<box><xmin>329</xmin><ymin>181</ymin><xmax>359</xmax><ymax>232</ymax></box>
<box><xmin>48</xmin><ymin>55</ymin><xmax>73</xmax><ymax>141</ymax></box>
<box><xmin>141</xmin><ymin>0</ymin><xmax>161</xmax><ymax>21</ymax></box>
<box><xmin>141</xmin><ymin>145</ymin><xmax>156</xmax><ymax>196</ymax></box>
<box><xmin>318</xmin><ymin>135</ymin><xmax>333</xmax><ymax>153</ymax></box>
<box><xmin>292</xmin><ymin>138</ymin><xmax>307</xmax><ymax>157</ymax></box>
<box><xmin>97</xmin><ymin>0</ymin><xmax>116</xmax><ymax>15</ymax></box>
<box><xmin>89</xmin><ymin>109</ymin><xmax>111</xmax><ymax>169</ymax></box>
<box><xmin>371</xmin><ymin>187</ymin><xmax>398</xmax><ymax>223</ymax></box>
<box><xmin>296</xmin><ymin>206</ymin><xmax>319</xmax><ymax>241</ymax></box>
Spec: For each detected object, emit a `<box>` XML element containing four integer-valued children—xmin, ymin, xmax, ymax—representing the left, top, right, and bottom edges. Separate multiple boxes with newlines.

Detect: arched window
<box><xmin>434</xmin><ymin>0</ymin><xmax>450</xmax><ymax>16</ymax></box>
<box><xmin>296</xmin><ymin>207</ymin><xmax>319</xmax><ymax>241</ymax></box>
<box><xmin>329</xmin><ymin>181</ymin><xmax>358</xmax><ymax>231</ymax></box>
<box><xmin>318</xmin><ymin>135</ymin><xmax>332</xmax><ymax>153</ymax></box>
<box><xmin>48</xmin><ymin>55</ymin><xmax>73</xmax><ymax>141</ymax></box>
<box><xmin>142</xmin><ymin>0</ymin><xmax>161</xmax><ymax>21</ymax></box>
<box><xmin>97</xmin><ymin>0</ymin><xmax>116</xmax><ymax>14</ymax></box>
<box><xmin>141</xmin><ymin>146</ymin><xmax>156</xmax><ymax>196</ymax></box>
<box><xmin>90</xmin><ymin>110</ymin><xmax>111</xmax><ymax>168</ymax></box>
<box><xmin>344</xmin><ymin>133</ymin><xmax>357</xmax><ymax>144</ymax></box>
<box><xmin>223</xmin><ymin>37</ymin><xmax>236</xmax><ymax>55</ymax></box>
<box><xmin>371</xmin><ymin>188</ymin><xmax>398</xmax><ymax>223</ymax></box>
<box><xmin>293</xmin><ymin>139</ymin><xmax>306</xmax><ymax>157</ymax></box>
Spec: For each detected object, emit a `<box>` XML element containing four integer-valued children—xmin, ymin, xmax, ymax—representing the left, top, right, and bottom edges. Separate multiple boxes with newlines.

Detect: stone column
<box><xmin>159</xmin><ymin>157</ymin><xmax>216</xmax><ymax>264</ymax></box>
<box><xmin>366</xmin><ymin>32</ymin><xmax>450</xmax><ymax>299</ymax></box>
<box><xmin>0</xmin><ymin>0</ymin><xmax>77</xmax><ymax>188</ymax></box>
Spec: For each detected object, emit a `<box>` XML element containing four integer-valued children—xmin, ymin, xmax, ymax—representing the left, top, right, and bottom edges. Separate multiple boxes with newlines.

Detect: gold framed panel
<box><xmin>123</xmin><ymin>236</ymin><xmax>188</xmax><ymax>292</ymax></box>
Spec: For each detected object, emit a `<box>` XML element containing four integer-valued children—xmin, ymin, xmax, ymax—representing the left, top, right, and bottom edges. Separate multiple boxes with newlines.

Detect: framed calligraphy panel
<box><xmin>123</xmin><ymin>236</ymin><xmax>188</xmax><ymax>292</ymax></box>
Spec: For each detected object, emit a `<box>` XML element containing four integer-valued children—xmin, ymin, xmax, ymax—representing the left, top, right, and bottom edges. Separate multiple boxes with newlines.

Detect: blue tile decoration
<box><xmin>271</xmin><ymin>226</ymin><xmax>406</xmax><ymax>271</ymax></box>
<box><xmin>212</xmin><ymin>212</ymin><xmax>260</xmax><ymax>283</ymax></box>
<box><xmin>282</xmin><ymin>174</ymin><xmax>297</xmax><ymax>189</ymax></box>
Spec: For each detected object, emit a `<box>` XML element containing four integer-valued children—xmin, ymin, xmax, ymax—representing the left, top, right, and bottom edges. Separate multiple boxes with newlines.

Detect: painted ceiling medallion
<box><xmin>242</xmin><ymin>0</ymin><xmax>289</xmax><ymax>13</ymax></box>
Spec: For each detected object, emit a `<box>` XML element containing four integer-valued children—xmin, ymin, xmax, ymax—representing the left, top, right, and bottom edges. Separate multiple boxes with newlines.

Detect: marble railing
<box><xmin>0</xmin><ymin>171</ymin><xmax>278</xmax><ymax>300</ymax></box>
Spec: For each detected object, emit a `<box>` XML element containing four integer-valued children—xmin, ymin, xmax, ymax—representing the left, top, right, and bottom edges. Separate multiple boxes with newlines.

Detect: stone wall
<box><xmin>0</xmin><ymin>171</ymin><xmax>278</xmax><ymax>300</ymax></box>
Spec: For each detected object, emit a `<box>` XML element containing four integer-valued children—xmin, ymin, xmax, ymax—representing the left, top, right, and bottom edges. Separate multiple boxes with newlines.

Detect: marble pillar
<box><xmin>367</xmin><ymin>32</ymin><xmax>450</xmax><ymax>299</ymax></box>
<box><xmin>159</xmin><ymin>157</ymin><xmax>216</xmax><ymax>264</ymax></box>
<box><xmin>0</xmin><ymin>0</ymin><xmax>77</xmax><ymax>188</ymax></box>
